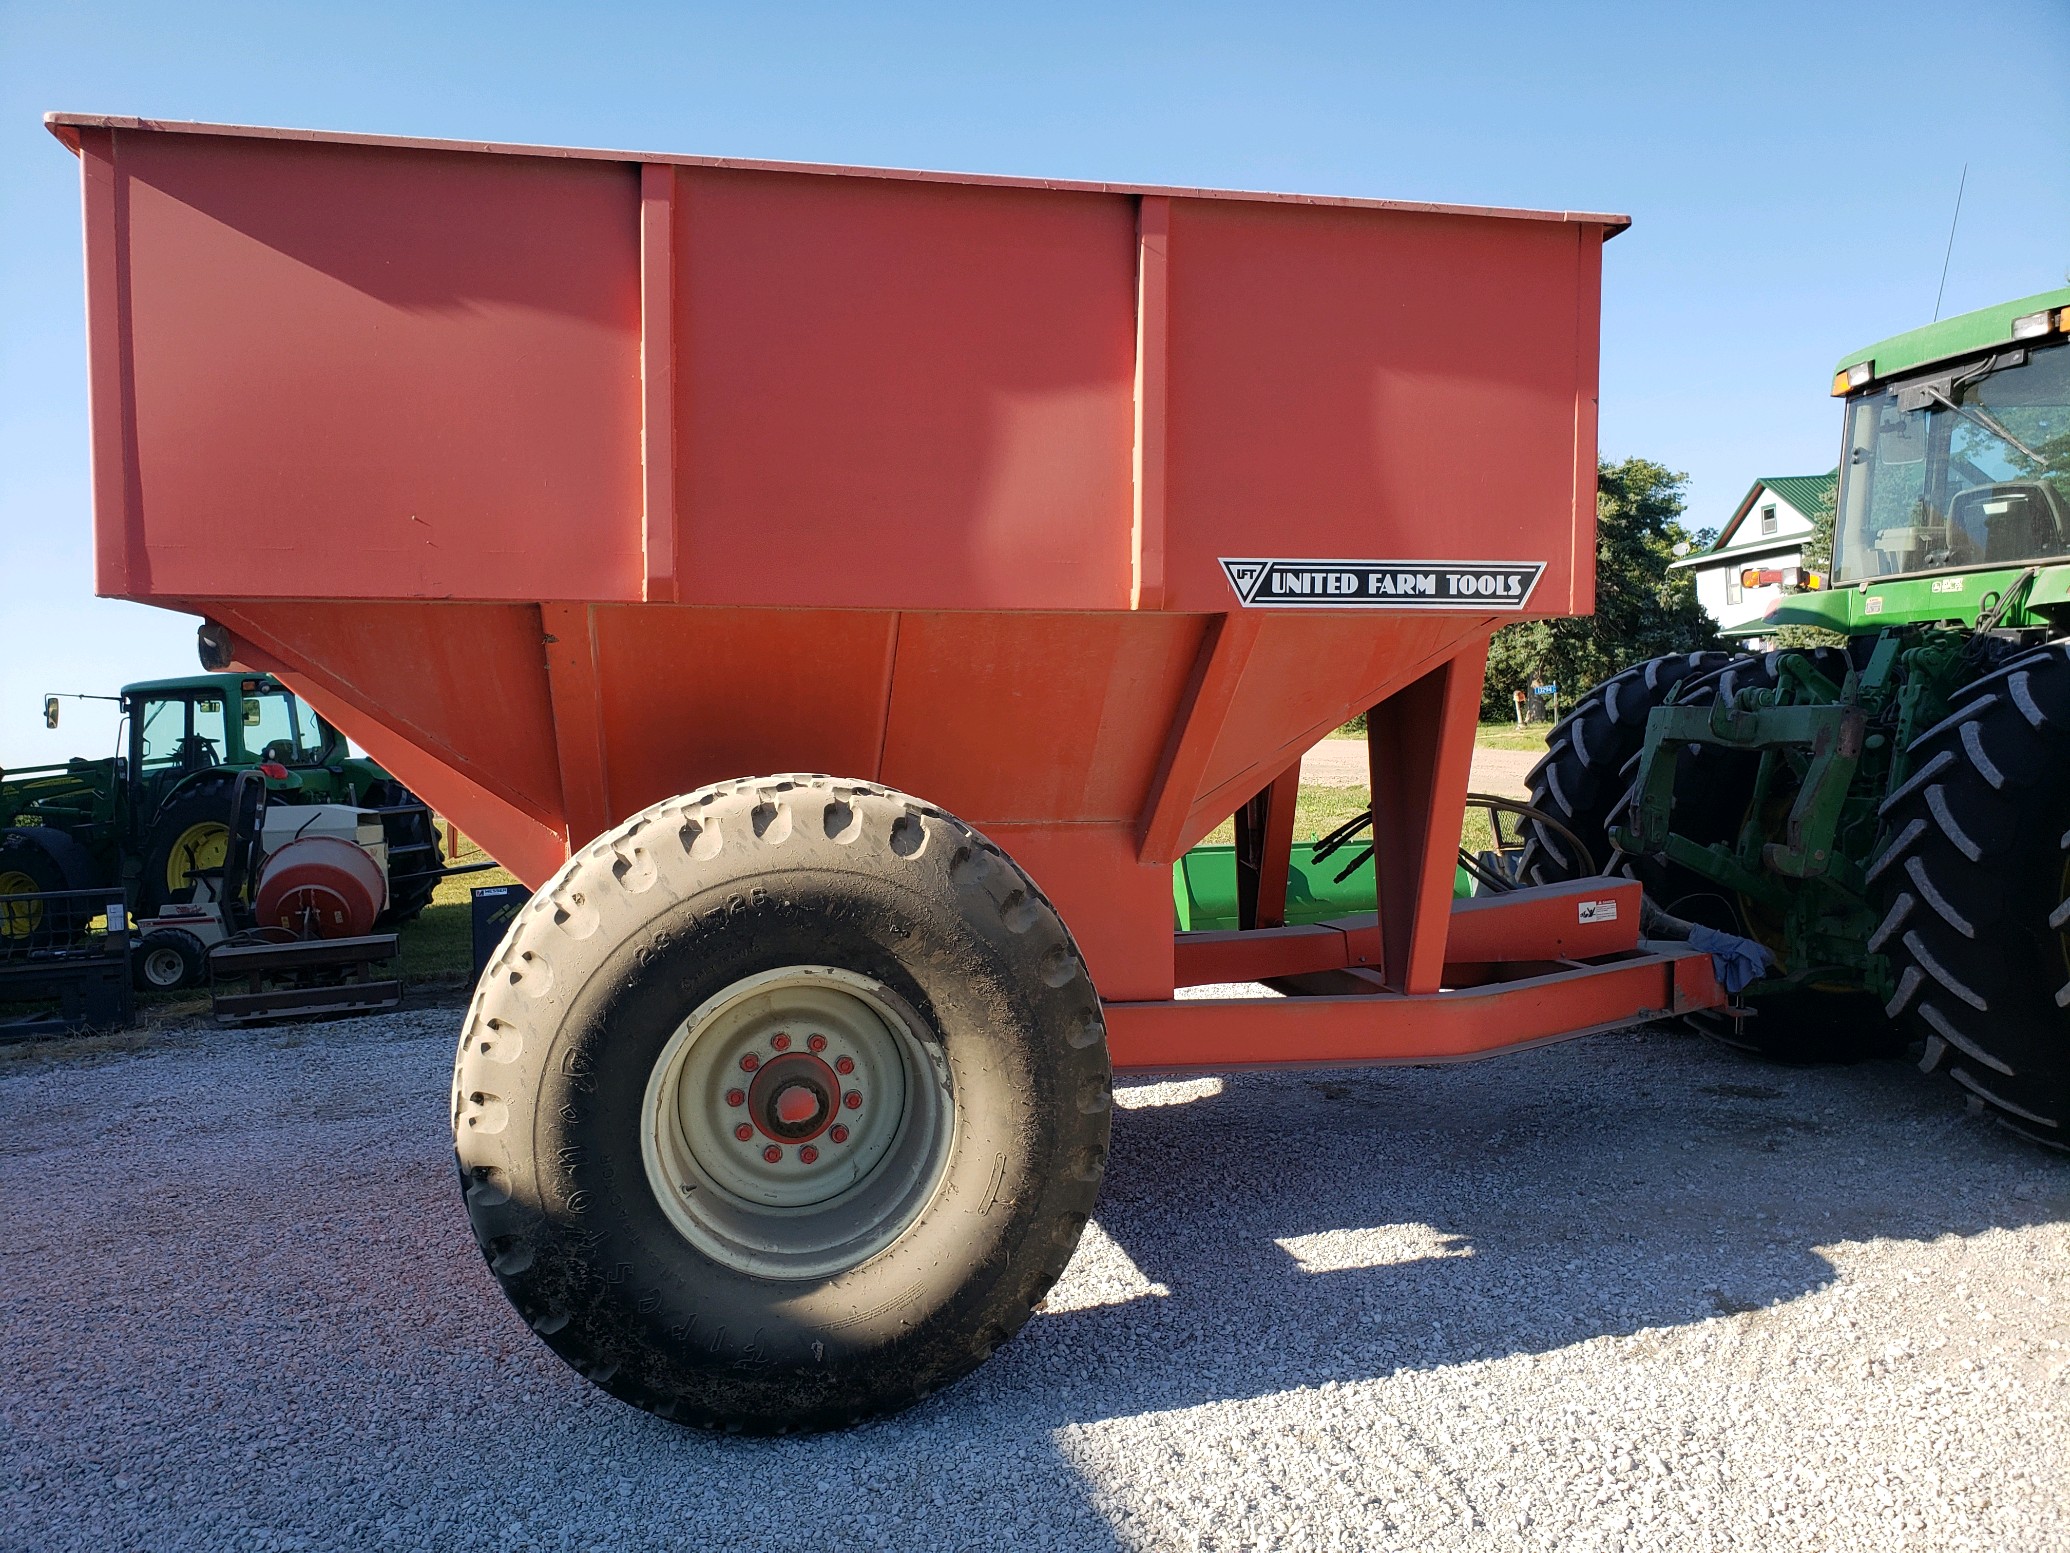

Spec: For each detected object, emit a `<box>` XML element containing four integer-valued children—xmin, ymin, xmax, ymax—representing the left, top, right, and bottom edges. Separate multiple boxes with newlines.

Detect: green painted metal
<box><xmin>1172</xmin><ymin>843</ymin><xmax>1470</xmax><ymax>933</ymax></box>
<box><xmin>1764</xmin><ymin>562</ymin><xmax>2055</xmax><ymax>634</ymax></box>
<box><xmin>1835</xmin><ymin>285</ymin><xmax>2070</xmax><ymax>382</ymax></box>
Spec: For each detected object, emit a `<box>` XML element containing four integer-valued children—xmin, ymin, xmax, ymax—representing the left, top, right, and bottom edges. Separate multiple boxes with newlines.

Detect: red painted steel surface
<box><xmin>1109</xmin><ymin>946</ymin><xmax>1723</xmax><ymax>1072</ymax></box>
<box><xmin>49</xmin><ymin>114</ymin><xmax>1714</xmax><ymax>1049</ymax></box>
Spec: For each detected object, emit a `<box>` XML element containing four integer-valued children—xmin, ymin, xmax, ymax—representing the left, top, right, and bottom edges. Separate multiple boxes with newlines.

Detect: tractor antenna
<box><xmin>1933</xmin><ymin>163</ymin><xmax>1967</xmax><ymax>321</ymax></box>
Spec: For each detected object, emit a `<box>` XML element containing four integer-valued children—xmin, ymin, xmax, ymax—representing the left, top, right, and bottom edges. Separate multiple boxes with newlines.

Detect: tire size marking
<box><xmin>1221</xmin><ymin>558</ymin><xmax>1546</xmax><ymax>610</ymax></box>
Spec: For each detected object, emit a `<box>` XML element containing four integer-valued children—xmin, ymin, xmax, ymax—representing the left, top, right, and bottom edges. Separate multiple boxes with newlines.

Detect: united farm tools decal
<box><xmin>1220</xmin><ymin>558</ymin><xmax>1546</xmax><ymax>609</ymax></box>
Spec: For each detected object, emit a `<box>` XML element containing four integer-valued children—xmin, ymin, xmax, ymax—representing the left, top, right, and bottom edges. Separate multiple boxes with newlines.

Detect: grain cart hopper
<box><xmin>50</xmin><ymin>113</ymin><xmax>1726</xmax><ymax>1431</ymax></box>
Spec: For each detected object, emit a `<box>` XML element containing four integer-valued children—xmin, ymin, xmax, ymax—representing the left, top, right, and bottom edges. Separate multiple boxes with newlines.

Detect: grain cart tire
<box><xmin>139</xmin><ymin>777</ymin><xmax>240</xmax><ymax>918</ymax></box>
<box><xmin>133</xmin><ymin>927</ymin><xmax>208</xmax><ymax>992</ymax></box>
<box><xmin>453</xmin><ymin>775</ymin><xmax>1111</xmax><ymax>1431</ymax></box>
<box><xmin>1873</xmin><ymin>644</ymin><xmax>2070</xmax><ymax>1147</ymax></box>
<box><xmin>1628</xmin><ymin>648</ymin><xmax>1900</xmax><ymax>1064</ymax></box>
<box><xmin>362</xmin><ymin>779</ymin><xmax>440</xmax><ymax>926</ymax></box>
<box><xmin>0</xmin><ymin>827</ymin><xmax>93</xmax><ymax>946</ymax></box>
<box><xmin>1518</xmin><ymin>651</ymin><xmax>1732</xmax><ymax>885</ymax></box>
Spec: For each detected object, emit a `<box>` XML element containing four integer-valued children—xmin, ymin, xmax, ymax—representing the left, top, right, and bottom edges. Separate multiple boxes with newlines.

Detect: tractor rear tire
<box><xmin>363</xmin><ymin>779</ymin><xmax>440</xmax><ymax>926</ymax></box>
<box><xmin>1873</xmin><ymin>643</ymin><xmax>2070</xmax><ymax>1147</ymax></box>
<box><xmin>0</xmin><ymin>827</ymin><xmax>94</xmax><ymax>947</ymax></box>
<box><xmin>1518</xmin><ymin>651</ymin><xmax>1731</xmax><ymax>885</ymax></box>
<box><xmin>139</xmin><ymin>778</ymin><xmax>239</xmax><ymax>919</ymax></box>
<box><xmin>453</xmin><ymin>775</ymin><xmax>1111</xmax><ymax>1430</ymax></box>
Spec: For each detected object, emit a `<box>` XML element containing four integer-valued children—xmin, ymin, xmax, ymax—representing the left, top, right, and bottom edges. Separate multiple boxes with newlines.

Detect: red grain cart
<box><xmin>50</xmin><ymin>114</ymin><xmax>1723</xmax><ymax>1430</ymax></box>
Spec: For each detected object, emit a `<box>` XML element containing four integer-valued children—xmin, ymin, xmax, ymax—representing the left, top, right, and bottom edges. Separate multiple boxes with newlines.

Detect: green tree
<box><xmin>1481</xmin><ymin>457</ymin><xmax>1720</xmax><ymax>719</ymax></box>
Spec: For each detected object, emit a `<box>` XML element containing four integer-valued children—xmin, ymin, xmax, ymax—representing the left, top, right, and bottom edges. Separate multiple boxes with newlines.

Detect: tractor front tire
<box><xmin>1875</xmin><ymin>643</ymin><xmax>2070</xmax><ymax>1146</ymax></box>
<box><xmin>0</xmin><ymin>827</ymin><xmax>94</xmax><ymax>947</ymax></box>
<box><xmin>363</xmin><ymin>779</ymin><xmax>440</xmax><ymax>926</ymax></box>
<box><xmin>453</xmin><ymin>775</ymin><xmax>1111</xmax><ymax>1430</ymax></box>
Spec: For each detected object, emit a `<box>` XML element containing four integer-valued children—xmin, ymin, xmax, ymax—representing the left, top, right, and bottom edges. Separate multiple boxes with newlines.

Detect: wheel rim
<box><xmin>164</xmin><ymin>822</ymin><xmax>229</xmax><ymax>896</ymax></box>
<box><xmin>0</xmin><ymin>869</ymin><xmax>42</xmax><ymax>940</ymax></box>
<box><xmin>640</xmin><ymin>965</ymin><xmax>955</xmax><ymax>1280</ymax></box>
<box><xmin>141</xmin><ymin>945</ymin><xmax>188</xmax><ymax>989</ymax></box>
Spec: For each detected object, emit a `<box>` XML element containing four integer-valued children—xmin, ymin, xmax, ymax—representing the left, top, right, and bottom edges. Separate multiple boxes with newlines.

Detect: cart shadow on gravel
<box><xmin>964</xmin><ymin>1024</ymin><xmax>2069</xmax><ymax>1430</ymax></box>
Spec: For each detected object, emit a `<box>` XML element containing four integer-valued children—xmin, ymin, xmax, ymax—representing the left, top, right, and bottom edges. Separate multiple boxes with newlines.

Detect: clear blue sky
<box><xmin>3</xmin><ymin>0</ymin><xmax>2067</xmax><ymax>767</ymax></box>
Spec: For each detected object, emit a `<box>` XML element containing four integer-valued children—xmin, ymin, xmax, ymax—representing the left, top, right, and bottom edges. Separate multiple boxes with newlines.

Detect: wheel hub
<box><xmin>640</xmin><ymin>965</ymin><xmax>953</xmax><ymax>1279</ymax></box>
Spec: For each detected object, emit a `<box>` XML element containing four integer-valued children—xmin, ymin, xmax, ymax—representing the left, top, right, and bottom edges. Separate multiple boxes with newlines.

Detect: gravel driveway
<box><xmin>3</xmin><ymin>1005</ymin><xmax>2065</xmax><ymax>1552</ymax></box>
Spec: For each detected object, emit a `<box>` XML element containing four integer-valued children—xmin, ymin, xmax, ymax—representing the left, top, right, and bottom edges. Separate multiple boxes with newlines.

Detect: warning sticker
<box><xmin>1578</xmin><ymin>899</ymin><xmax>1619</xmax><ymax>924</ymax></box>
<box><xmin>1220</xmin><ymin>558</ymin><xmax>1546</xmax><ymax>610</ymax></box>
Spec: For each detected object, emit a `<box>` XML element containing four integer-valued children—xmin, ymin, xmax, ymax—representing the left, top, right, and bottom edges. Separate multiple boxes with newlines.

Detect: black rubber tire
<box><xmin>1872</xmin><ymin>642</ymin><xmax>2070</xmax><ymax>1147</ymax></box>
<box><xmin>453</xmin><ymin>774</ymin><xmax>1111</xmax><ymax>1431</ymax></box>
<box><xmin>363</xmin><ymin>779</ymin><xmax>440</xmax><ymax>926</ymax></box>
<box><xmin>133</xmin><ymin>927</ymin><xmax>209</xmax><ymax>992</ymax></box>
<box><xmin>0</xmin><ymin>827</ymin><xmax>94</xmax><ymax>947</ymax></box>
<box><xmin>138</xmin><ymin>778</ymin><xmax>240</xmax><ymax>918</ymax></box>
<box><xmin>1518</xmin><ymin>651</ymin><xmax>1731</xmax><ymax>885</ymax></box>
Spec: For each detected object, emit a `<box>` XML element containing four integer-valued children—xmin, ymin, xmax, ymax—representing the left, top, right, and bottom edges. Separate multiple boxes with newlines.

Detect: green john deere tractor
<box><xmin>1524</xmin><ymin>285</ymin><xmax>2070</xmax><ymax>1146</ymax></box>
<box><xmin>1</xmin><ymin>670</ymin><xmax>440</xmax><ymax>944</ymax></box>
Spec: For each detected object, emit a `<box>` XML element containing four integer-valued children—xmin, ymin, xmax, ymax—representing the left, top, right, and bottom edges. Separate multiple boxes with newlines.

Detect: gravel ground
<box><xmin>3</xmin><ymin>1002</ymin><xmax>2066</xmax><ymax>1552</ymax></box>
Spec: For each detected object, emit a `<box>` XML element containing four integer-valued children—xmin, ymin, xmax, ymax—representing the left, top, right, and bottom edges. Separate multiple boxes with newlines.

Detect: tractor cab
<box><xmin>1830</xmin><ymin>290</ymin><xmax>2070</xmax><ymax>585</ymax></box>
<box><xmin>121</xmin><ymin>673</ymin><xmax>343</xmax><ymax>813</ymax></box>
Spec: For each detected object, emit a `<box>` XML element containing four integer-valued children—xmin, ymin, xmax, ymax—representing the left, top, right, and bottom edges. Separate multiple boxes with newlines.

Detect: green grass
<box><xmin>1472</xmin><ymin>721</ymin><xmax>1555</xmax><ymax>751</ymax></box>
<box><xmin>397</xmin><ymin>833</ymin><xmax>519</xmax><ymax>986</ymax></box>
<box><xmin>1200</xmin><ymin>784</ymin><xmax>1502</xmax><ymax>858</ymax></box>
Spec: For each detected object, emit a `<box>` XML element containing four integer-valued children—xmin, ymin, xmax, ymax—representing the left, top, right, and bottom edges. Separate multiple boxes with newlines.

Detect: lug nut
<box><xmin>763</xmin><ymin>1145</ymin><xmax>782</xmax><ymax>1163</ymax></box>
<box><xmin>799</xmin><ymin>1145</ymin><xmax>819</xmax><ymax>1164</ymax></box>
<box><xmin>771</xmin><ymin>1032</ymin><xmax>791</xmax><ymax>1051</ymax></box>
<box><xmin>807</xmin><ymin>1034</ymin><xmax>827</xmax><ymax>1052</ymax></box>
<box><xmin>835</xmin><ymin>1056</ymin><xmax>855</xmax><ymax>1075</ymax></box>
<box><xmin>830</xmin><ymin>1125</ymin><xmax>849</xmax><ymax>1144</ymax></box>
<box><xmin>734</xmin><ymin>1123</ymin><xmax>753</xmax><ymax>1141</ymax></box>
<box><xmin>725</xmin><ymin>1088</ymin><xmax>746</xmax><ymax>1107</ymax></box>
<box><xmin>740</xmin><ymin>1053</ymin><xmax>760</xmax><ymax>1072</ymax></box>
<box><xmin>844</xmin><ymin>1091</ymin><xmax>862</xmax><ymax>1110</ymax></box>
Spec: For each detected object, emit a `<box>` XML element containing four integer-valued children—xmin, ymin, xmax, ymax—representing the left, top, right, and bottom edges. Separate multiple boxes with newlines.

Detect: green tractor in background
<box><xmin>0</xmin><ymin>671</ymin><xmax>440</xmax><ymax>951</ymax></box>
<box><xmin>1525</xmin><ymin>285</ymin><xmax>2070</xmax><ymax>1146</ymax></box>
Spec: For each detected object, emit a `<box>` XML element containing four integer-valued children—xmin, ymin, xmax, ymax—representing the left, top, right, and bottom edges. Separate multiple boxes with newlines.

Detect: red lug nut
<box><xmin>807</xmin><ymin>1034</ymin><xmax>827</xmax><ymax>1053</ymax></box>
<box><xmin>835</xmin><ymin>1056</ymin><xmax>855</xmax><ymax>1075</ymax></box>
<box><xmin>771</xmin><ymin>1032</ymin><xmax>791</xmax><ymax>1051</ymax></box>
<box><xmin>763</xmin><ymin>1145</ymin><xmax>782</xmax><ymax>1164</ymax></box>
<box><xmin>844</xmin><ymin>1090</ymin><xmax>862</xmax><ymax>1110</ymax></box>
<box><xmin>739</xmin><ymin>1053</ymin><xmax>760</xmax><ymax>1072</ymax></box>
<box><xmin>830</xmin><ymin>1124</ymin><xmax>849</xmax><ymax>1144</ymax></box>
<box><xmin>799</xmin><ymin>1145</ymin><xmax>819</xmax><ymax>1164</ymax></box>
<box><xmin>734</xmin><ymin>1123</ymin><xmax>753</xmax><ymax>1141</ymax></box>
<box><xmin>725</xmin><ymin>1088</ymin><xmax>746</xmax><ymax>1108</ymax></box>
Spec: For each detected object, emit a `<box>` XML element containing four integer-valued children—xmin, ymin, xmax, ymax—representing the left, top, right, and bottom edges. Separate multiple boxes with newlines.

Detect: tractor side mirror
<box><xmin>43</xmin><ymin>696</ymin><xmax>58</xmax><ymax>730</ymax></box>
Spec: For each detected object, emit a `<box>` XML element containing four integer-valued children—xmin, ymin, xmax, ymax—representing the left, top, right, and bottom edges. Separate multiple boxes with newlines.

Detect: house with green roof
<box><xmin>1669</xmin><ymin>471</ymin><xmax>1835</xmax><ymax>640</ymax></box>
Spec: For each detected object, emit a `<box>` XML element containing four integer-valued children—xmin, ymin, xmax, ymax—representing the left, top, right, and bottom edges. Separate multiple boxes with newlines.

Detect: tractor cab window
<box><xmin>1835</xmin><ymin>340</ymin><xmax>2070</xmax><ymax>580</ymax></box>
<box><xmin>241</xmin><ymin>690</ymin><xmax>322</xmax><ymax>764</ymax></box>
<box><xmin>136</xmin><ymin>695</ymin><xmax>226</xmax><ymax>775</ymax></box>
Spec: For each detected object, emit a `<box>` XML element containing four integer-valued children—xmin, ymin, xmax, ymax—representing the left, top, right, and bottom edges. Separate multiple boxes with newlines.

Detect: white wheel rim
<box><xmin>143</xmin><ymin>946</ymin><xmax>187</xmax><ymax>988</ymax></box>
<box><xmin>640</xmin><ymin>965</ymin><xmax>955</xmax><ymax>1279</ymax></box>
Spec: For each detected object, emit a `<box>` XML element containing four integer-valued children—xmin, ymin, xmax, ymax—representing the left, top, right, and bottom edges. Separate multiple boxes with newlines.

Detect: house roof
<box><xmin>1707</xmin><ymin>471</ymin><xmax>1836</xmax><ymax>553</ymax></box>
<box><xmin>1668</xmin><ymin>533</ymin><xmax>1804</xmax><ymax>571</ymax></box>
